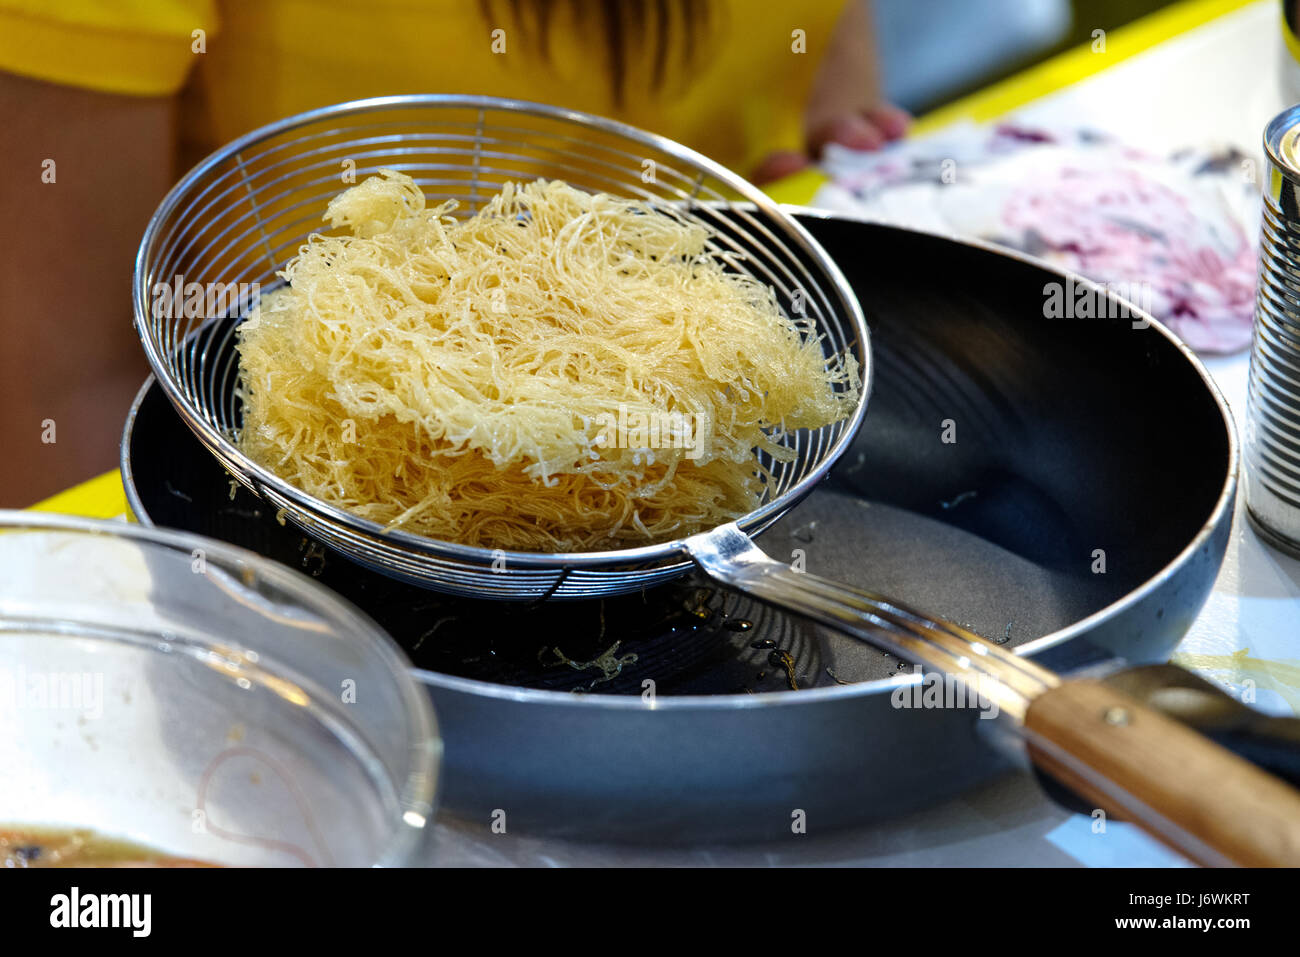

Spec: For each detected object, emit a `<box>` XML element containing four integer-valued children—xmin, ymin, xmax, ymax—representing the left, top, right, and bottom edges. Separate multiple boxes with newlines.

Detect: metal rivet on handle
<box><xmin>1103</xmin><ymin>707</ymin><xmax>1131</xmax><ymax>727</ymax></box>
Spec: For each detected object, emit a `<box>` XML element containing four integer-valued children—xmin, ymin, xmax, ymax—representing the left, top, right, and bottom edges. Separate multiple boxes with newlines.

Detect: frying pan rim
<box><xmin>122</xmin><ymin>210</ymin><xmax>1239</xmax><ymax>711</ymax></box>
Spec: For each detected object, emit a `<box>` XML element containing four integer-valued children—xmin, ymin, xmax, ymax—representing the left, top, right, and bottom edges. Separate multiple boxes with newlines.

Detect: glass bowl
<box><xmin>0</xmin><ymin>511</ymin><xmax>438</xmax><ymax>867</ymax></box>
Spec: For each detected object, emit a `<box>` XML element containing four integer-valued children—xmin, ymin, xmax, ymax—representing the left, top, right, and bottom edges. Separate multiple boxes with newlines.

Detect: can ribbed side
<box><xmin>1246</xmin><ymin>189</ymin><xmax>1300</xmax><ymax>556</ymax></box>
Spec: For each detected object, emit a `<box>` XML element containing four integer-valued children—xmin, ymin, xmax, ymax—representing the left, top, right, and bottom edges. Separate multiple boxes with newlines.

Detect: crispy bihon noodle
<box><xmin>236</xmin><ymin>170</ymin><xmax>859</xmax><ymax>552</ymax></box>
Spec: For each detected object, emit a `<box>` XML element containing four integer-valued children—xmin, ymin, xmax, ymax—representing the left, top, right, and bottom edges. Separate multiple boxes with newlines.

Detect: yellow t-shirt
<box><xmin>0</xmin><ymin>0</ymin><xmax>845</xmax><ymax>175</ymax></box>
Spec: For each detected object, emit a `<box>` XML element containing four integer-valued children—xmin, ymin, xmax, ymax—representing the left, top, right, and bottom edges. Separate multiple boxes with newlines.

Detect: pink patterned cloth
<box><xmin>817</xmin><ymin>124</ymin><xmax>1260</xmax><ymax>354</ymax></box>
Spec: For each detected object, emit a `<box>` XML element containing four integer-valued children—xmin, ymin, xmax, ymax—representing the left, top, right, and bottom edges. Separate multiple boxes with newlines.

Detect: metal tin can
<box><xmin>1247</xmin><ymin>105</ymin><xmax>1300</xmax><ymax>557</ymax></box>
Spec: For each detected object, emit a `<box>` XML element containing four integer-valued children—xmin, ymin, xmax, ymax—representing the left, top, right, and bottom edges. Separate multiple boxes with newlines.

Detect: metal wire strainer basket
<box><xmin>134</xmin><ymin>94</ymin><xmax>869</xmax><ymax>599</ymax></box>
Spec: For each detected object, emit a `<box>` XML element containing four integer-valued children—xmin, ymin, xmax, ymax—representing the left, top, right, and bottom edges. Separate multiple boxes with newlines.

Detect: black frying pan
<box><xmin>124</xmin><ymin>213</ymin><xmax>1298</xmax><ymax>848</ymax></box>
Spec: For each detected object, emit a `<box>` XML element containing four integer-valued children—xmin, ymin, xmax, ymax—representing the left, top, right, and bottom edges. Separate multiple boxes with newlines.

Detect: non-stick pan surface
<box><xmin>122</xmin><ymin>212</ymin><xmax>1235</xmax><ymax>841</ymax></box>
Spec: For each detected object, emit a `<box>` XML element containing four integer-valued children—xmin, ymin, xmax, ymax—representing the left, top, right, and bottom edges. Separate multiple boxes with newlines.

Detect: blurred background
<box><xmin>876</xmin><ymin>0</ymin><xmax>1175</xmax><ymax>113</ymax></box>
<box><xmin>0</xmin><ymin>0</ymin><xmax>1236</xmax><ymax>507</ymax></box>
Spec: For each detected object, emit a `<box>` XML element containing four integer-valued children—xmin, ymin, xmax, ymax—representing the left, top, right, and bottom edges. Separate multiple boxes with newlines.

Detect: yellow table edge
<box><xmin>27</xmin><ymin>0</ymin><xmax>1262</xmax><ymax>522</ymax></box>
<box><xmin>762</xmin><ymin>0</ymin><xmax>1263</xmax><ymax>206</ymax></box>
<box><xmin>29</xmin><ymin>469</ymin><xmax>130</xmax><ymax>521</ymax></box>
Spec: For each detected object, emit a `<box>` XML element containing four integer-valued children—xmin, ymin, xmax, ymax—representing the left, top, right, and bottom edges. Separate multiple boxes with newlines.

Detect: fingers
<box><xmin>807</xmin><ymin>104</ymin><xmax>912</xmax><ymax>159</ymax></box>
<box><xmin>864</xmin><ymin>103</ymin><xmax>911</xmax><ymax>140</ymax></box>
<box><xmin>752</xmin><ymin>102</ymin><xmax>913</xmax><ymax>184</ymax></box>
<box><xmin>750</xmin><ymin>150</ymin><xmax>812</xmax><ymax>185</ymax></box>
<box><xmin>812</xmin><ymin>113</ymin><xmax>885</xmax><ymax>155</ymax></box>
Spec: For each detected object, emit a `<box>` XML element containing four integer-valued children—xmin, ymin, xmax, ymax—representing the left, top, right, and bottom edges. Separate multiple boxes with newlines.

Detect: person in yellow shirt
<box><xmin>0</xmin><ymin>0</ymin><xmax>905</xmax><ymax>504</ymax></box>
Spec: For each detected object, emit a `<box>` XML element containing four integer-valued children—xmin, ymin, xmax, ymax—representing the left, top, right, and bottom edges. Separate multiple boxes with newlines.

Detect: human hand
<box><xmin>751</xmin><ymin>103</ymin><xmax>910</xmax><ymax>185</ymax></box>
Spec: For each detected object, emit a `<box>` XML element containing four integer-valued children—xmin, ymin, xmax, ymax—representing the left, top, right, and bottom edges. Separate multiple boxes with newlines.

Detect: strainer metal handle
<box><xmin>688</xmin><ymin>523</ymin><xmax>1058</xmax><ymax>722</ymax></box>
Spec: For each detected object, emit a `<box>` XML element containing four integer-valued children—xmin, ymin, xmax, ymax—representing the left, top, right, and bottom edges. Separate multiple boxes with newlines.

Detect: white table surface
<box><xmin>423</xmin><ymin>0</ymin><xmax>1300</xmax><ymax>866</ymax></box>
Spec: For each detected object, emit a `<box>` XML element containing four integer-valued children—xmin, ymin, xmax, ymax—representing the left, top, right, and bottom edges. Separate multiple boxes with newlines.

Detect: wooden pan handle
<box><xmin>1025</xmin><ymin>679</ymin><xmax>1300</xmax><ymax>867</ymax></box>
